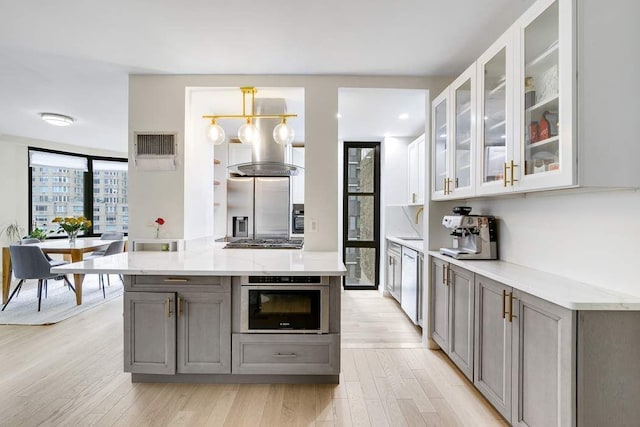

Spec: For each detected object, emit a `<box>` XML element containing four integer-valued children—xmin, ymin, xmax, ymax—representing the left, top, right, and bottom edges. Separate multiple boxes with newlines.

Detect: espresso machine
<box><xmin>440</xmin><ymin>207</ymin><xmax>497</xmax><ymax>260</ymax></box>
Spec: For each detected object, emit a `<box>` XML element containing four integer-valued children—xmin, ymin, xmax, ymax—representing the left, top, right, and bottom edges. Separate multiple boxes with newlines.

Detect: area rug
<box><xmin>0</xmin><ymin>275</ymin><xmax>122</xmax><ymax>325</ymax></box>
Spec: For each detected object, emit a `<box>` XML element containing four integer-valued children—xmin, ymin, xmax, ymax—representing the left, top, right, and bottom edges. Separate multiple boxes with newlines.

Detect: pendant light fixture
<box><xmin>206</xmin><ymin>118</ymin><xmax>226</xmax><ymax>145</ymax></box>
<box><xmin>203</xmin><ymin>87</ymin><xmax>297</xmax><ymax>145</ymax></box>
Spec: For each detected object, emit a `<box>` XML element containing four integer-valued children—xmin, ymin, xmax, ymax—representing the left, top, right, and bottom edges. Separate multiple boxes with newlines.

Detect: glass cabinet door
<box><xmin>480</xmin><ymin>47</ymin><xmax>508</xmax><ymax>186</ymax></box>
<box><xmin>521</xmin><ymin>1</ymin><xmax>559</xmax><ymax>177</ymax></box>
<box><xmin>433</xmin><ymin>97</ymin><xmax>448</xmax><ymax>194</ymax></box>
<box><xmin>453</xmin><ymin>77</ymin><xmax>473</xmax><ymax>191</ymax></box>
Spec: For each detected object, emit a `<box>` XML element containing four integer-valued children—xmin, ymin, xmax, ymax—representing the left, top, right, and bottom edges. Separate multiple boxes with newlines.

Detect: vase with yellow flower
<box><xmin>52</xmin><ymin>216</ymin><xmax>92</xmax><ymax>244</ymax></box>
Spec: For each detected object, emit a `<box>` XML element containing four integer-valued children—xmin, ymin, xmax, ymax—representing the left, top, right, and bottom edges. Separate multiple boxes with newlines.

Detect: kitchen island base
<box><xmin>131</xmin><ymin>374</ymin><xmax>339</xmax><ymax>384</ymax></box>
<box><xmin>123</xmin><ymin>274</ymin><xmax>343</xmax><ymax>384</ymax></box>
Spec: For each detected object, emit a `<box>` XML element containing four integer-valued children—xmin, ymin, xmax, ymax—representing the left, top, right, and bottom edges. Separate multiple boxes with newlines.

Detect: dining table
<box><xmin>2</xmin><ymin>238</ymin><xmax>117</xmax><ymax>305</ymax></box>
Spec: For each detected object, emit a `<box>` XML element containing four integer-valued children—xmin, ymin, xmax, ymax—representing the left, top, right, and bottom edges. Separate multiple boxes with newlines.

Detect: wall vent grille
<box><xmin>134</xmin><ymin>132</ymin><xmax>178</xmax><ymax>170</ymax></box>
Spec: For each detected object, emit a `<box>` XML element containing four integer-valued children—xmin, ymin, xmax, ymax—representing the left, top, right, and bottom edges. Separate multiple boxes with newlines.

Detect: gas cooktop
<box><xmin>224</xmin><ymin>238</ymin><xmax>304</xmax><ymax>249</ymax></box>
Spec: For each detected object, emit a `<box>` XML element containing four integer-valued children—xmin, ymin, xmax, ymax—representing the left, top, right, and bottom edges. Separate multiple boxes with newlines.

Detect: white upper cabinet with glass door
<box><xmin>514</xmin><ymin>0</ymin><xmax>574</xmax><ymax>191</ymax></box>
<box><xmin>476</xmin><ymin>30</ymin><xmax>515</xmax><ymax>195</ymax></box>
<box><xmin>432</xmin><ymin>91</ymin><xmax>449</xmax><ymax>200</ymax></box>
<box><xmin>450</xmin><ymin>63</ymin><xmax>476</xmax><ymax>199</ymax></box>
<box><xmin>432</xmin><ymin>63</ymin><xmax>476</xmax><ymax>200</ymax></box>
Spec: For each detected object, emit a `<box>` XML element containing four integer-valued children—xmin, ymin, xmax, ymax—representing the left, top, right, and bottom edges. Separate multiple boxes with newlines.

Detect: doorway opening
<box><xmin>342</xmin><ymin>142</ymin><xmax>380</xmax><ymax>290</ymax></box>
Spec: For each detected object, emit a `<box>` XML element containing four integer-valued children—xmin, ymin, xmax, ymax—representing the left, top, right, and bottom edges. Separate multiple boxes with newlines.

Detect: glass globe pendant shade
<box><xmin>238</xmin><ymin>120</ymin><xmax>258</xmax><ymax>144</ymax></box>
<box><xmin>206</xmin><ymin>122</ymin><xmax>226</xmax><ymax>145</ymax></box>
<box><xmin>273</xmin><ymin>121</ymin><xmax>295</xmax><ymax>145</ymax></box>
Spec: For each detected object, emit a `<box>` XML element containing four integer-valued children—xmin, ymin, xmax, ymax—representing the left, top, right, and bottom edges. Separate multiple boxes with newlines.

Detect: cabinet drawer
<box><xmin>232</xmin><ymin>334</ymin><xmax>340</xmax><ymax>375</ymax></box>
<box><xmin>128</xmin><ymin>275</ymin><xmax>230</xmax><ymax>292</ymax></box>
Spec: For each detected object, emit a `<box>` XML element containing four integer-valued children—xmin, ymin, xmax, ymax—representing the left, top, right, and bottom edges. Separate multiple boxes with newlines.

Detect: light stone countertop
<box><xmin>429</xmin><ymin>251</ymin><xmax>640</xmax><ymax>311</ymax></box>
<box><xmin>51</xmin><ymin>243</ymin><xmax>346</xmax><ymax>276</ymax></box>
<box><xmin>386</xmin><ymin>236</ymin><xmax>425</xmax><ymax>253</ymax></box>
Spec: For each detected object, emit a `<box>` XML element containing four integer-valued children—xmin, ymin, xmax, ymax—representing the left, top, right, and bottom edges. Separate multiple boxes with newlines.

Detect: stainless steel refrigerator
<box><xmin>227</xmin><ymin>177</ymin><xmax>290</xmax><ymax>239</ymax></box>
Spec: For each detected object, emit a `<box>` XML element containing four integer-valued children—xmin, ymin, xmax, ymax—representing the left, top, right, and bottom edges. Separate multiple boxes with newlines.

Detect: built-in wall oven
<box><xmin>240</xmin><ymin>276</ymin><xmax>329</xmax><ymax>334</ymax></box>
<box><xmin>292</xmin><ymin>204</ymin><xmax>304</xmax><ymax>234</ymax></box>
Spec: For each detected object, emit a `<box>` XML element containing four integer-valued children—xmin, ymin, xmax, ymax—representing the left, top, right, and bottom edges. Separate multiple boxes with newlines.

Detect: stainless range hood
<box><xmin>228</xmin><ymin>98</ymin><xmax>301</xmax><ymax>177</ymax></box>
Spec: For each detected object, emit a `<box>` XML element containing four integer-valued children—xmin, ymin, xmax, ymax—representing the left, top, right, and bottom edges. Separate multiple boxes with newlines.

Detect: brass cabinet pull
<box><xmin>509</xmin><ymin>292</ymin><xmax>518</xmax><ymax>322</ymax></box>
<box><xmin>510</xmin><ymin>160</ymin><xmax>518</xmax><ymax>186</ymax></box>
<box><xmin>412</xmin><ymin>192</ymin><xmax>417</xmax><ymax>203</ymax></box>
<box><xmin>444</xmin><ymin>264</ymin><xmax>449</xmax><ymax>286</ymax></box>
<box><xmin>503</xmin><ymin>162</ymin><xmax>509</xmax><ymax>187</ymax></box>
<box><xmin>443</xmin><ymin>177</ymin><xmax>448</xmax><ymax>194</ymax></box>
<box><xmin>177</xmin><ymin>296</ymin><xmax>183</xmax><ymax>317</ymax></box>
<box><xmin>273</xmin><ymin>353</ymin><xmax>297</xmax><ymax>358</ymax></box>
<box><xmin>502</xmin><ymin>289</ymin><xmax>507</xmax><ymax>319</ymax></box>
<box><xmin>164</xmin><ymin>278</ymin><xmax>189</xmax><ymax>282</ymax></box>
<box><xmin>166</xmin><ymin>297</ymin><xmax>172</xmax><ymax>318</ymax></box>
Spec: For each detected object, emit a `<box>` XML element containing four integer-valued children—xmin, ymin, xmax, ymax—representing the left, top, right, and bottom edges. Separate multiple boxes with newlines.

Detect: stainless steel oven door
<box><xmin>240</xmin><ymin>285</ymin><xmax>329</xmax><ymax>333</ymax></box>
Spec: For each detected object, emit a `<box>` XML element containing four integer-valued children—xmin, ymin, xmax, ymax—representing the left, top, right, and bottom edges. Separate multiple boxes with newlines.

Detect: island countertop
<box><xmin>51</xmin><ymin>243</ymin><xmax>346</xmax><ymax>276</ymax></box>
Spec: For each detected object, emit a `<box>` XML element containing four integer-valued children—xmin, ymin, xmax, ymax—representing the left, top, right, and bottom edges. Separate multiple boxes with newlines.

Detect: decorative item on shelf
<box><xmin>153</xmin><ymin>217</ymin><xmax>165</xmax><ymax>239</ymax></box>
<box><xmin>529</xmin><ymin>121</ymin><xmax>539</xmax><ymax>144</ymax></box>
<box><xmin>542</xmin><ymin>111</ymin><xmax>558</xmax><ymax>136</ymax></box>
<box><xmin>524</xmin><ymin>77</ymin><xmax>536</xmax><ymax>109</ymax></box>
<box><xmin>538</xmin><ymin>114</ymin><xmax>550</xmax><ymax>140</ymax></box>
<box><xmin>548</xmin><ymin>162</ymin><xmax>560</xmax><ymax>171</ymax></box>
<box><xmin>52</xmin><ymin>216</ymin><xmax>92</xmax><ymax>244</ymax></box>
<box><xmin>538</xmin><ymin>64</ymin><xmax>559</xmax><ymax>102</ymax></box>
<box><xmin>161</xmin><ymin>243</ymin><xmax>170</xmax><ymax>251</ymax></box>
<box><xmin>203</xmin><ymin>87</ymin><xmax>297</xmax><ymax>146</ymax></box>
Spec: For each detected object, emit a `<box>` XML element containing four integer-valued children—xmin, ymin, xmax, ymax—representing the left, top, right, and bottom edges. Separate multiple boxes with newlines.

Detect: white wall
<box><xmin>466</xmin><ymin>189</ymin><xmax>640</xmax><ymax>296</ymax></box>
<box><xmin>128</xmin><ymin>75</ymin><xmax>451</xmax><ymax>251</ymax></box>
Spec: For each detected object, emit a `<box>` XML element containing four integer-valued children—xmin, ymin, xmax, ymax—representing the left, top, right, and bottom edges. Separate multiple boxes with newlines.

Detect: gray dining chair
<box><xmin>85</xmin><ymin>240</ymin><xmax>126</xmax><ymax>298</ymax></box>
<box><xmin>3</xmin><ymin>245</ymin><xmax>75</xmax><ymax>312</ymax></box>
<box><xmin>87</xmin><ymin>232</ymin><xmax>125</xmax><ymax>258</ymax></box>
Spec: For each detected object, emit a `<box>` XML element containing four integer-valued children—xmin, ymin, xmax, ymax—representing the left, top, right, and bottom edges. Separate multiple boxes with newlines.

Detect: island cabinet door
<box><xmin>177</xmin><ymin>292</ymin><xmax>231</xmax><ymax>374</ymax></box>
<box><xmin>511</xmin><ymin>290</ymin><xmax>575</xmax><ymax>427</ymax></box>
<box><xmin>474</xmin><ymin>275</ymin><xmax>512</xmax><ymax>421</ymax></box>
<box><xmin>124</xmin><ymin>292</ymin><xmax>176</xmax><ymax>375</ymax></box>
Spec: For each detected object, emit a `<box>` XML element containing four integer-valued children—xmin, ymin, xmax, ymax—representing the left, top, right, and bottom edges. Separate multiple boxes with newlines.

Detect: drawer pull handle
<box><xmin>164</xmin><ymin>278</ymin><xmax>189</xmax><ymax>282</ymax></box>
<box><xmin>273</xmin><ymin>352</ymin><xmax>298</xmax><ymax>358</ymax></box>
<box><xmin>502</xmin><ymin>290</ymin><xmax>507</xmax><ymax>319</ymax></box>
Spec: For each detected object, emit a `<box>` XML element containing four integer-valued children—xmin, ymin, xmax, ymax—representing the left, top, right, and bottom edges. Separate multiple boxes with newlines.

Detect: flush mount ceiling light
<box><xmin>203</xmin><ymin>87</ymin><xmax>297</xmax><ymax>145</ymax></box>
<box><xmin>40</xmin><ymin>113</ymin><xmax>74</xmax><ymax>127</ymax></box>
<box><xmin>398</xmin><ymin>113</ymin><xmax>409</xmax><ymax>120</ymax></box>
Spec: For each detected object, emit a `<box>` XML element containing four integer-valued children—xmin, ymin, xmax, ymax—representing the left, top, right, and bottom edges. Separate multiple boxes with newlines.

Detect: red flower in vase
<box><xmin>154</xmin><ymin>217</ymin><xmax>165</xmax><ymax>238</ymax></box>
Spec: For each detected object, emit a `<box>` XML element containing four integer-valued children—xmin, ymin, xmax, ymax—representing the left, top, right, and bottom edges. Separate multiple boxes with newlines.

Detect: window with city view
<box><xmin>29</xmin><ymin>149</ymin><xmax>128</xmax><ymax>236</ymax></box>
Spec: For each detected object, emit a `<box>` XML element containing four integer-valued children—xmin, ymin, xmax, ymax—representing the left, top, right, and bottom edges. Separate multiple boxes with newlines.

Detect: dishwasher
<box><xmin>401</xmin><ymin>246</ymin><xmax>418</xmax><ymax>325</ymax></box>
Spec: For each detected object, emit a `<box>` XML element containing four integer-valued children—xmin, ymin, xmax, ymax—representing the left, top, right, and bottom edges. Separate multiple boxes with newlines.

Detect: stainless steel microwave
<box><xmin>240</xmin><ymin>276</ymin><xmax>329</xmax><ymax>334</ymax></box>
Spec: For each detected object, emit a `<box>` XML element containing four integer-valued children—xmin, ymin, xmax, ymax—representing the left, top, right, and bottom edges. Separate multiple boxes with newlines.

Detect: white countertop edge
<box><xmin>50</xmin><ymin>246</ymin><xmax>347</xmax><ymax>276</ymax></box>
<box><xmin>428</xmin><ymin>251</ymin><xmax>640</xmax><ymax>311</ymax></box>
<box><xmin>386</xmin><ymin>236</ymin><xmax>425</xmax><ymax>253</ymax></box>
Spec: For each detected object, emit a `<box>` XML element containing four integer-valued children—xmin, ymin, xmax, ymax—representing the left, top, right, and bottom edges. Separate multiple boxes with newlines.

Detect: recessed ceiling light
<box><xmin>398</xmin><ymin>113</ymin><xmax>409</xmax><ymax>120</ymax></box>
<box><xmin>40</xmin><ymin>113</ymin><xmax>74</xmax><ymax>126</ymax></box>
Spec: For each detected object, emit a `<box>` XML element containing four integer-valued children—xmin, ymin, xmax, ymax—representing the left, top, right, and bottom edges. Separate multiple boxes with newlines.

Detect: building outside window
<box><xmin>29</xmin><ymin>149</ymin><xmax>128</xmax><ymax>236</ymax></box>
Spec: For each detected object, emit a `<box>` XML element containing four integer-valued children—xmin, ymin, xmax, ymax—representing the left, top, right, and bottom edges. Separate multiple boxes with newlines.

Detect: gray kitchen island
<box><xmin>52</xmin><ymin>243</ymin><xmax>346</xmax><ymax>384</ymax></box>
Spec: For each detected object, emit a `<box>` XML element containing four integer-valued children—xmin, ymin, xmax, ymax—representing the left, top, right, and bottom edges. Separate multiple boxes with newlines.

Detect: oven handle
<box><xmin>273</xmin><ymin>352</ymin><xmax>298</xmax><ymax>358</ymax></box>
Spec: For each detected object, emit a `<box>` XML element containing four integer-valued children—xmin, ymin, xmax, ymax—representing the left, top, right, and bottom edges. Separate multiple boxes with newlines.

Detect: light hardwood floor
<box><xmin>0</xmin><ymin>289</ymin><xmax>505</xmax><ymax>426</ymax></box>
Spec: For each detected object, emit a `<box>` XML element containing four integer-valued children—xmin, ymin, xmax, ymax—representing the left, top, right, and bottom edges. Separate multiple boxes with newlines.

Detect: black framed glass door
<box><xmin>343</xmin><ymin>142</ymin><xmax>380</xmax><ymax>290</ymax></box>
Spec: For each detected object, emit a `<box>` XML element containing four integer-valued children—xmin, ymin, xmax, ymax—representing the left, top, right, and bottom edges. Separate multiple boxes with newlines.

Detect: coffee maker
<box><xmin>440</xmin><ymin>207</ymin><xmax>497</xmax><ymax>260</ymax></box>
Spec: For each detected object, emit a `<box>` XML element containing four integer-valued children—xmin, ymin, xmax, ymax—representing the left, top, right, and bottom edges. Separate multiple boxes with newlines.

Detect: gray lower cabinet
<box><xmin>430</xmin><ymin>258</ymin><xmax>449</xmax><ymax>350</ymax></box>
<box><xmin>448</xmin><ymin>265</ymin><xmax>474</xmax><ymax>381</ymax></box>
<box><xmin>474</xmin><ymin>275</ymin><xmax>513</xmax><ymax>421</ymax></box>
<box><xmin>386</xmin><ymin>242</ymin><xmax>402</xmax><ymax>302</ymax></box>
<box><xmin>232</xmin><ymin>333</ymin><xmax>340</xmax><ymax>375</ymax></box>
<box><xmin>512</xmin><ymin>290</ymin><xmax>575</xmax><ymax>427</ymax></box>
<box><xmin>177</xmin><ymin>292</ymin><xmax>231</xmax><ymax>374</ymax></box>
<box><xmin>430</xmin><ymin>260</ymin><xmax>474</xmax><ymax>381</ymax></box>
<box><xmin>124</xmin><ymin>285</ymin><xmax>231</xmax><ymax>375</ymax></box>
<box><xmin>124</xmin><ymin>291</ymin><xmax>176</xmax><ymax>374</ymax></box>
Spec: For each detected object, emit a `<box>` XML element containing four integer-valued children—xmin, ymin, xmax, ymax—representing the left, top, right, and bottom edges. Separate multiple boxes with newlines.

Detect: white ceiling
<box><xmin>0</xmin><ymin>0</ymin><xmax>535</xmax><ymax>153</ymax></box>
